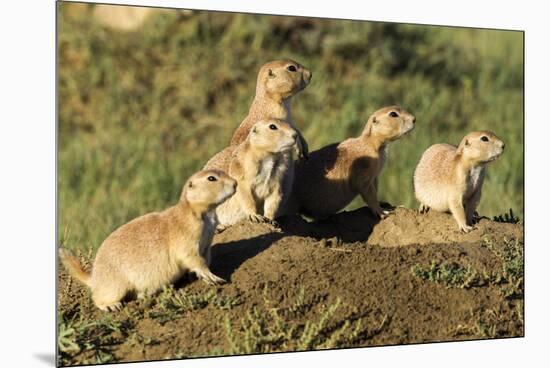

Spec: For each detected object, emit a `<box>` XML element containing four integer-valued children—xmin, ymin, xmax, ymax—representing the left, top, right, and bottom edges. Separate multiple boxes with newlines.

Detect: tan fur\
<box><xmin>210</xmin><ymin>119</ymin><xmax>298</xmax><ymax>229</ymax></box>
<box><xmin>413</xmin><ymin>131</ymin><xmax>505</xmax><ymax>233</ymax></box>
<box><xmin>203</xmin><ymin>145</ymin><xmax>236</xmax><ymax>173</ymax></box>
<box><xmin>58</xmin><ymin>170</ymin><xmax>237</xmax><ymax>312</ymax></box>
<box><xmin>290</xmin><ymin>106</ymin><xmax>416</xmax><ymax>219</ymax></box>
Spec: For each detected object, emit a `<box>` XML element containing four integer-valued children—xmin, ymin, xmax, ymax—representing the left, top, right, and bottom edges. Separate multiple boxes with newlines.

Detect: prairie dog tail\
<box><xmin>59</xmin><ymin>248</ymin><xmax>91</xmax><ymax>287</ymax></box>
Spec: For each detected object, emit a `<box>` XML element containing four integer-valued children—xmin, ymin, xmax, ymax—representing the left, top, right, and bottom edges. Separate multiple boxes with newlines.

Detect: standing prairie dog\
<box><xmin>230</xmin><ymin>59</ymin><xmax>312</xmax><ymax>158</ymax></box>
<box><xmin>210</xmin><ymin>119</ymin><xmax>298</xmax><ymax>229</ymax></box>
<box><xmin>291</xmin><ymin>106</ymin><xmax>416</xmax><ymax>219</ymax></box>
<box><xmin>413</xmin><ymin>131</ymin><xmax>505</xmax><ymax>233</ymax></box>
<box><xmin>59</xmin><ymin>170</ymin><xmax>237</xmax><ymax>312</ymax></box>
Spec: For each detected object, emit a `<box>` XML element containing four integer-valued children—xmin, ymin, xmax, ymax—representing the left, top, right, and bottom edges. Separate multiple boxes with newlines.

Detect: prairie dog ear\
<box><xmin>457</xmin><ymin>139</ymin><xmax>469</xmax><ymax>155</ymax></box>
<box><xmin>363</xmin><ymin>115</ymin><xmax>376</xmax><ymax>136</ymax></box>
<box><xmin>268</xmin><ymin>69</ymin><xmax>275</xmax><ymax>78</ymax></box>
<box><xmin>372</xmin><ymin>116</ymin><xmax>378</xmax><ymax>124</ymax></box>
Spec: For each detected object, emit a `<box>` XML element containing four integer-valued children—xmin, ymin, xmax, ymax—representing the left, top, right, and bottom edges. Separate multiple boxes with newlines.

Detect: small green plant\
<box><xmin>482</xmin><ymin>237</ymin><xmax>524</xmax><ymax>299</ymax></box>
<box><xmin>411</xmin><ymin>260</ymin><xmax>482</xmax><ymax>289</ymax></box>
<box><xmin>222</xmin><ymin>289</ymin><xmax>386</xmax><ymax>355</ymax></box>
<box><xmin>58</xmin><ymin>312</ymin><xmax>131</xmax><ymax>366</ymax></box>
<box><xmin>148</xmin><ymin>286</ymin><xmax>242</xmax><ymax>324</ymax></box>
<box><xmin>493</xmin><ymin>208</ymin><xmax>520</xmax><ymax>224</ymax></box>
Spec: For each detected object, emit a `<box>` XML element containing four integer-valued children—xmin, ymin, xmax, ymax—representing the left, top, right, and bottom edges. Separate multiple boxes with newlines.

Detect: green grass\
<box><xmin>58</xmin><ymin>3</ymin><xmax>524</xmax><ymax>254</ymax></box>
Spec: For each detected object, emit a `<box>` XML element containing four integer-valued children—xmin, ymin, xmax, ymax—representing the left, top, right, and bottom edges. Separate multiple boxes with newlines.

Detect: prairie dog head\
<box><xmin>182</xmin><ymin>169</ymin><xmax>237</xmax><ymax>211</ymax></box>
<box><xmin>456</xmin><ymin>131</ymin><xmax>505</xmax><ymax>166</ymax></box>
<box><xmin>257</xmin><ymin>59</ymin><xmax>312</xmax><ymax>100</ymax></box>
<box><xmin>362</xmin><ymin>105</ymin><xmax>416</xmax><ymax>142</ymax></box>
<box><xmin>248</xmin><ymin>119</ymin><xmax>299</xmax><ymax>154</ymax></box>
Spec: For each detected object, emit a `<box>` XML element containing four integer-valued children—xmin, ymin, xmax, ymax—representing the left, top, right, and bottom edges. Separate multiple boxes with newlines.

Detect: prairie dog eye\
<box><xmin>480</xmin><ymin>136</ymin><xmax>489</xmax><ymax>142</ymax></box>
<box><xmin>269</xmin><ymin>124</ymin><xmax>278</xmax><ymax>130</ymax></box>
<box><xmin>287</xmin><ymin>65</ymin><xmax>297</xmax><ymax>72</ymax></box>
<box><xmin>389</xmin><ymin>111</ymin><xmax>399</xmax><ymax>118</ymax></box>
<box><xmin>207</xmin><ymin>176</ymin><xmax>217</xmax><ymax>182</ymax></box>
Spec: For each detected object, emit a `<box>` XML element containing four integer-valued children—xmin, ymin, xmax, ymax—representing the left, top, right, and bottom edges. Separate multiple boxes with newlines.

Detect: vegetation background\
<box><xmin>58</xmin><ymin>3</ymin><xmax>524</xmax><ymax>252</ymax></box>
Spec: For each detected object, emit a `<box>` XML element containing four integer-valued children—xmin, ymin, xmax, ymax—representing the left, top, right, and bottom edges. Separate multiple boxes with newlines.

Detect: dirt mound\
<box><xmin>57</xmin><ymin>207</ymin><xmax>524</xmax><ymax>366</ymax></box>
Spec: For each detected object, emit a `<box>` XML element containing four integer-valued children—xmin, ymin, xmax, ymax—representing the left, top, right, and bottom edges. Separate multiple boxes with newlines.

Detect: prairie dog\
<box><xmin>212</xmin><ymin>119</ymin><xmax>298</xmax><ymax>228</ymax></box>
<box><xmin>229</xmin><ymin>59</ymin><xmax>311</xmax><ymax>158</ymax></box>
<box><xmin>413</xmin><ymin>130</ymin><xmax>505</xmax><ymax>232</ymax></box>
<box><xmin>59</xmin><ymin>170</ymin><xmax>237</xmax><ymax>311</ymax></box>
<box><xmin>291</xmin><ymin>106</ymin><xmax>416</xmax><ymax>219</ymax></box>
